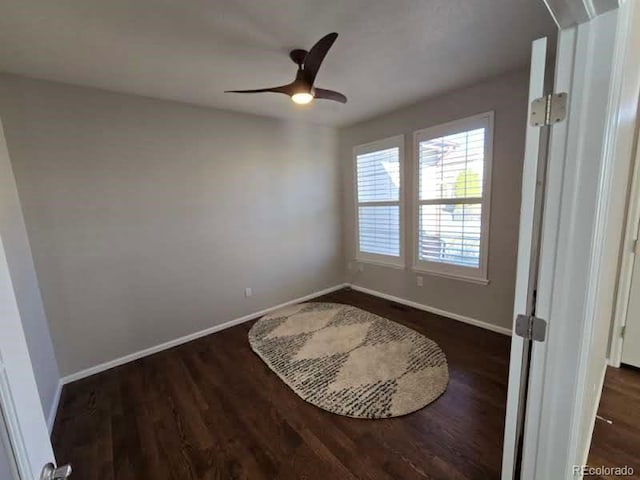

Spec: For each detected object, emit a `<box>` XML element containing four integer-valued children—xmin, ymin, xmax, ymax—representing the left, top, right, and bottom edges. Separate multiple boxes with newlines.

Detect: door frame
<box><xmin>517</xmin><ymin>2</ymin><xmax>640</xmax><ymax>478</ymax></box>
<box><xmin>609</xmin><ymin>123</ymin><xmax>640</xmax><ymax>368</ymax></box>
<box><xmin>541</xmin><ymin>0</ymin><xmax>619</xmax><ymax>28</ymax></box>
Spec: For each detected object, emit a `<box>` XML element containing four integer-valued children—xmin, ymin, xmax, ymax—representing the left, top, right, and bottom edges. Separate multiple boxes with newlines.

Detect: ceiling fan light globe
<box><xmin>291</xmin><ymin>92</ymin><xmax>314</xmax><ymax>105</ymax></box>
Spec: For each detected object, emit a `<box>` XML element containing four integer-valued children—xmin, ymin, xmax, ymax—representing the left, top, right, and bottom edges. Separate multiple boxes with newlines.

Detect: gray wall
<box><xmin>0</xmin><ymin>398</ymin><xmax>18</xmax><ymax>480</ymax></box>
<box><xmin>0</xmin><ymin>75</ymin><xmax>343</xmax><ymax>376</ymax></box>
<box><xmin>0</xmin><ymin>116</ymin><xmax>60</xmax><ymax>420</ymax></box>
<box><xmin>340</xmin><ymin>69</ymin><xmax>529</xmax><ymax>330</ymax></box>
<box><xmin>0</xmin><ymin>68</ymin><xmax>526</xmax><ymax>378</ymax></box>
<box><xmin>0</xmin><ymin>442</ymin><xmax>14</xmax><ymax>480</ymax></box>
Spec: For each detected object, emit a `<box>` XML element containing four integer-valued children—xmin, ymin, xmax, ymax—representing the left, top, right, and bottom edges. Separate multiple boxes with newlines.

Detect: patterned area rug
<box><xmin>248</xmin><ymin>302</ymin><xmax>449</xmax><ymax>418</ymax></box>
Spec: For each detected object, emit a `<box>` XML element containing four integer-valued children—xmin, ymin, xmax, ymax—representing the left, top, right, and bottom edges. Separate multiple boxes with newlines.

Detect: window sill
<box><xmin>411</xmin><ymin>266</ymin><xmax>490</xmax><ymax>285</ymax></box>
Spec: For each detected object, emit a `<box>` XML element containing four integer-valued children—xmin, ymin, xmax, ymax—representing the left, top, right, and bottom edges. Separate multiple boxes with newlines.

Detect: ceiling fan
<box><xmin>225</xmin><ymin>32</ymin><xmax>347</xmax><ymax>105</ymax></box>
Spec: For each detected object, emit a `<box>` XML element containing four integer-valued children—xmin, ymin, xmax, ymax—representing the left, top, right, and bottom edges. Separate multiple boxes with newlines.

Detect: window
<box><xmin>413</xmin><ymin>112</ymin><xmax>493</xmax><ymax>282</ymax></box>
<box><xmin>354</xmin><ymin>135</ymin><xmax>404</xmax><ymax>267</ymax></box>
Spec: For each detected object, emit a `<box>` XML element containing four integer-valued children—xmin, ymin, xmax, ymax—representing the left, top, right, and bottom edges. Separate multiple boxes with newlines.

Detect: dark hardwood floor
<box><xmin>588</xmin><ymin>365</ymin><xmax>640</xmax><ymax>479</ymax></box>
<box><xmin>52</xmin><ymin>288</ymin><xmax>511</xmax><ymax>480</ymax></box>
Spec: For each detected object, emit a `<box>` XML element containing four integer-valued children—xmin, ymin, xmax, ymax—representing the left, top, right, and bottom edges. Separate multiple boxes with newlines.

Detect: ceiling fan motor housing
<box><xmin>289</xmin><ymin>49</ymin><xmax>308</xmax><ymax>66</ymax></box>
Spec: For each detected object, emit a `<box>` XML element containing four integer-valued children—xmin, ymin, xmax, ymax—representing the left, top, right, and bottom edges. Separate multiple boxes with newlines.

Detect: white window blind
<box><xmin>354</xmin><ymin>136</ymin><xmax>404</xmax><ymax>266</ymax></box>
<box><xmin>414</xmin><ymin>113</ymin><xmax>493</xmax><ymax>281</ymax></box>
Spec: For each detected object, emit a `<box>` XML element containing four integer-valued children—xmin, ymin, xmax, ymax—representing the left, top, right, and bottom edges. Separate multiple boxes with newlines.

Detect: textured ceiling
<box><xmin>0</xmin><ymin>0</ymin><xmax>555</xmax><ymax>126</ymax></box>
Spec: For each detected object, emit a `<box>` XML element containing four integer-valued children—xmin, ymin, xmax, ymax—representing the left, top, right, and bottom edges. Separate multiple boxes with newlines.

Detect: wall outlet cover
<box><xmin>245</xmin><ymin>288</ymin><xmax>252</xmax><ymax>297</ymax></box>
<box><xmin>416</xmin><ymin>276</ymin><xmax>424</xmax><ymax>287</ymax></box>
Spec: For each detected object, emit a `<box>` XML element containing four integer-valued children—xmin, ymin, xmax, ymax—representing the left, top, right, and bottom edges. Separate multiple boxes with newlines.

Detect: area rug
<box><xmin>248</xmin><ymin>302</ymin><xmax>449</xmax><ymax>418</ymax></box>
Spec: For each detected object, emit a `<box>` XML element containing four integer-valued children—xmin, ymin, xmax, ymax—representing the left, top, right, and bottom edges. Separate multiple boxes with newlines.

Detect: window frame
<box><xmin>411</xmin><ymin>112</ymin><xmax>494</xmax><ymax>284</ymax></box>
<box><xmin>353</xmin><ymin>134</ymin><xmax>405</xmax><ymax>268</ymax></box>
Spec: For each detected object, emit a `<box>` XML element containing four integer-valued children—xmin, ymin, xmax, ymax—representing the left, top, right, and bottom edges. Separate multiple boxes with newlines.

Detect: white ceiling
<box><xmin>0</xmin><ymin>0</ymin><xmax>555</xmax><ymax>127</ymax></box>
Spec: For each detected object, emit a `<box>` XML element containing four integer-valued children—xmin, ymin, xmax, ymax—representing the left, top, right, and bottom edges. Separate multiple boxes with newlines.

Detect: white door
<box><xmin>501</xmin><ymin>36</ymin><xmax>551</xmax><ymax>480</ymax></box>
<box><xmin>0</xmin><ymin>121</ymin><xmax>68</xmax><ymax>479</ymax></box>
<box><xmin>622</xmin><ymin>234</ymin><xmax>640</xmax><ymax>368</ymax></box>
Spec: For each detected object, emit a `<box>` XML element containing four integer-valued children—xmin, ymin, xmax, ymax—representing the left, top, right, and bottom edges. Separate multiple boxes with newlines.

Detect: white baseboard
<box><xmin>47</xmin><ymin>380</ymin><xmax>63</xmax><ymax>434</ymax></box>
<box><xmin>347</xmin><ymin>283</ymin><xmax>512</xmax><ymax>336</ymax></box>
<box><xmin>60</xmin><ymin>281</ymin><xmax>509</xmax><ymax>385</ymax></box>
<box><xmin>61</xmin><ymin>283</ymin><xmax>348</xmax><ymax>384</ymax></box>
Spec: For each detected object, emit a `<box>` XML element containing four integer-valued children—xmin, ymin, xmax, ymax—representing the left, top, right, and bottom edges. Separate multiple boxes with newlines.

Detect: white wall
<box><xmin>0</xmin><ymin>74</ymin><xmax>343</xmax><ymax>377</ymax></box>
<box><xmin>0</xmin><ymin>117</ymin><xmax>60</xmax><ymax>422</ymax></box>
<box><xmin>340</xmin><ymin>69</ymin><xmax>529</xmax><ymax>330</ymax></box>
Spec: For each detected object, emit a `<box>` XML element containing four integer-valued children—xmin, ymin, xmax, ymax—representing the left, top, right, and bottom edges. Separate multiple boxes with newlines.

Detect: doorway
<box><xmin>613</xmin><ymin>133</ymin><xmax>640</xmax><ymax>370</ymax></box>
<box><xmin>622</xmin><ymin>241</ymin><xmax>640</xmax><ymax>369</ymax></box>
<box><xmin>587</xmin><ymin>103</ymin><xmax>640</xmax><ymax>478</ymax></box>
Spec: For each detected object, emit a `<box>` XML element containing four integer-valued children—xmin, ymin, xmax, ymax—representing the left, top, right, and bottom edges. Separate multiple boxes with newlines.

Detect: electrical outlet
<box><xmin>358</xmin><ymin>264</ymin><xmax>364</xmax><ymax>272</ymax></box>
<box><xmin>347</xmin><ymin>261</ymin><xmax>353</xmax><ymax>271</ymax></box>
<box><xmin>416</xmin><ymin>276</ymin><xmax>424</xmax><ymax>287</ymax></box>
<box><xmin>245</xmin><ymin>288</ymin><xmax>252</xmax><ymax>297</ymax></box>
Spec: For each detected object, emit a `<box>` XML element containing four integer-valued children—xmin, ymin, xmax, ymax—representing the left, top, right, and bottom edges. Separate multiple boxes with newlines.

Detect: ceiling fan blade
<box><xmin>225</xmin><ymin>84</ymin><xmax>294</xmax><ymax>95</ymax></box>
<box><xmin>303</xmin><ymin>33</ymin><xmax>338</xmax><ymax>85</ymax></box>
<box><xmin>314</xmin><ymin>88</ymin><xmax>347</xmax><ymax>104</ymax></box>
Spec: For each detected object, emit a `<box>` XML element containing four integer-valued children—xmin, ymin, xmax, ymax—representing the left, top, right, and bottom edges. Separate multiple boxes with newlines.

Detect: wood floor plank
<box><xmin>588</xmin><ymin>365</ymin><xmax>640</xmax><ymax>479</ymax></box>
<box><xmin>52</xmin><ymin>288</ymin><xmax>511</xmax><ymax>479</ymax></box>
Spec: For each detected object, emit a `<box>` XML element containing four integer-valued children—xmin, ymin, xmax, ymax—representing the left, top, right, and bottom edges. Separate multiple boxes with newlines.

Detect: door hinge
<box><xmin>621</xmin><ymin>325</ymin><xmax>626</xmax><ymax>338</ymax></box>
<box><xmin>515</xmin><ymin>314</ymin><xmax>547</xmax><ymax>342</ymax></box>
<box><xmin>633</xmin><ymin>239</ymin><xmax>639</xmax><ymax>254</ymax></box>
<box><xmin>530</xmin><ymin>93</ymin><xmax>568</xmax><ymax>127</ymax></box>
